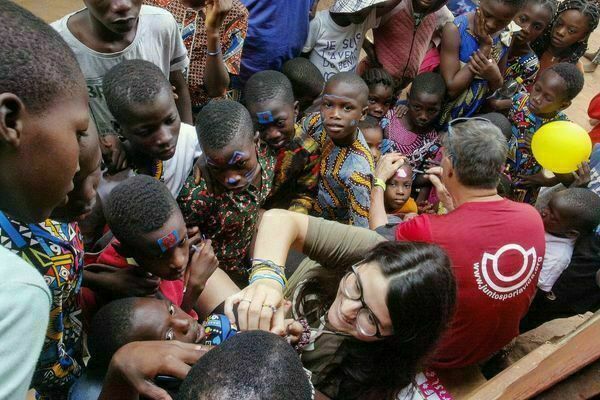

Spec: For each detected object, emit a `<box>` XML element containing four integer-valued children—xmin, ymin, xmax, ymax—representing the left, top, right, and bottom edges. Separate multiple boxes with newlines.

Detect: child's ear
<box><xmin>560</xmin><ymin>99</ymin><xmax>572</xmax><ymax>110</ymax></box>
<box><xmin>565</xmin><ymin>229</ymin><xmax>580</xmax><ymax>239</ymax></box>
<box><xmin>361</xmin><ymin>105</ymin><xmax>369</xmax><ymax>121</ymax></box>
<box><xmin>293</xmin><ymin>100</ymin><xmax>300</xmax><ymax>119</ymax></box>
<box><xmin>0</xmin><ymin>93</ymin><xmax>25</xmax><ymax>149</ymax></box>
<box><xmin>253</xmin><ymin>131</ymin><xmax>260</xmax><ymax>144</ymax></box>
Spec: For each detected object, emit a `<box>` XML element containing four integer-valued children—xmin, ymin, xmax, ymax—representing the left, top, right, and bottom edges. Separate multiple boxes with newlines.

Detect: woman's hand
<box><xmin>374</xmin><ymin>153</ymin><xmax>406</xmax><ymax>182</ymax></box>
<box><xmin>224</xmin><ymin>279</ymin><xmax>285</xmax><ymax>333</ymax></box>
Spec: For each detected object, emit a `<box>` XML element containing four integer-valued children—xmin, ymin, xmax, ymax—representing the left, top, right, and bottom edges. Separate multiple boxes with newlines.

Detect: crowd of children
<box><xmin>2</xmin><ymin>0</ymin><xmax>600</xmax><ymax>398</ymax></box>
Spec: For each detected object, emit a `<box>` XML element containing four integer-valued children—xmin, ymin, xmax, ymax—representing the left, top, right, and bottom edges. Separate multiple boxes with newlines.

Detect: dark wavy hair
<box><xmin>532</xmin><ymin>0</ymin><xmax>600</xmax><ymax>64</ymax></box>
<box><xmin>295</xmin><ymin>241</ymin><xmax>457</xmax><ymax>399</ymax></box>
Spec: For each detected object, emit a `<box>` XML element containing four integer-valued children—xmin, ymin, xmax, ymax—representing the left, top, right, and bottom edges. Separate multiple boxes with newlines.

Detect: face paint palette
<box><xmin>157</xmin><ymin>230</ymin><xmax>180</xmax><ymax>253</ymax></box>
<box><xmin>256</xmin><ymin>110</ymin><xmax>274</xmax><ymax>124</ymax></box>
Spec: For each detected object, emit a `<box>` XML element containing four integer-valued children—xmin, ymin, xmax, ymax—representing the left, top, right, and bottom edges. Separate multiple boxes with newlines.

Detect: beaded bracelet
<box><xmin>293</xmin><ymin>318</ymin><xmax>311</xmax><ymax>353</ymax></box>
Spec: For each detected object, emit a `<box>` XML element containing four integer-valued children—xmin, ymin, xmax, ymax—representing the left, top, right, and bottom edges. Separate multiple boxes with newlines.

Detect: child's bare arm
<box><xmin>170</xmin><ymin>70</ymin><xmax>193</xmax><ymax>124</ymax></box>
<box><xmin>440</xmin><ymin>22</ymin><xmax>476</xmax><ymax>98</ymax></box>
<box><xmin>181</xmin><ymin>239</ymin><xmax>219</xmax><ymax>313</ymax></box>
<box><xmin>204</xmin><ymin>0</ymin><xmax>232</xmax><ymax>99</ymax></box>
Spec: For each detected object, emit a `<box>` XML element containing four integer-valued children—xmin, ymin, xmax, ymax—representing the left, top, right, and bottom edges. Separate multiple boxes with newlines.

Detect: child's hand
<box><xmin>205</xmin><ymin>0</ymin><xmax>233</xmax><ymax>31</ymax></box>
<box><xmin>394</xmin><ymin>104</ymin><xmax>408</xmax><ymax>119</ymax></box>
<box><xmin>570</xmin><ymin>162</ymin><xmax>591</xmax><ymax>188</ymax></box>
<box><xmin>85</xmin><ymin>263</ymin><xmax>160</xmax><ymax>299</ymax></box>
<box><xmin>468</xmin><ymin>50</ymin><xmax>502</xmax><ymax>86</ymax></box>
<box><xmin>184</xmin><ymin>240</ymin><xmax>219</xmax><ymax>294</ymax></box>
<box><xmin>284</xmin><ymin>318</ymin><xmax>304</xmax><ymax>345</ymax></box>
<box><xmin>100</xmin><ymin>134</ymin><xmax>128</xmax><ymax>174</ymax></box>
<box><xmin>517</xmin><ymin>172</ymin><xmax>548</xmax><ymax>188</ymax></box>
<box><xmin>473</xmin><ymin>9</ymin><xmax>493</xmax><ymax>49</ymax></box>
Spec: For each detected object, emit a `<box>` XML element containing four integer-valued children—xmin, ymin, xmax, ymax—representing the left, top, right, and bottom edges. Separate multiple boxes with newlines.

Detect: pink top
<box><xmin>373</xmin><ymin>2</ymin><xmax>452</xmax><ymax>81</ymax></box>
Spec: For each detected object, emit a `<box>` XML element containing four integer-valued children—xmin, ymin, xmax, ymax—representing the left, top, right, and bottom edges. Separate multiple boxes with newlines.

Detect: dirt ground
<box><xmin>15</xmin><ymin>0</ymin><xmax>600</xmax><ymax>129</ymax></box>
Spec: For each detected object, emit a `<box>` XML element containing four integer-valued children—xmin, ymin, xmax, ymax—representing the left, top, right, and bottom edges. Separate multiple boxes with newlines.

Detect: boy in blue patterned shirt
<box><xmin>302</xmin><ymin>72</ymin><xmax>375</xmax><ymax>227</ymax></box>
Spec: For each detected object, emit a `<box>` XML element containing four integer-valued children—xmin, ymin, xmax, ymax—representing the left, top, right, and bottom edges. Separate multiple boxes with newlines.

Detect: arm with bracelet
<box><xmin>369</xmin><ymin>153</ymin><xmax>407</xmax><ymax>229</ymax></box>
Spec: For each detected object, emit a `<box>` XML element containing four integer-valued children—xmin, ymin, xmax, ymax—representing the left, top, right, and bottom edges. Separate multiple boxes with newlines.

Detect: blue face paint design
<box><xmin>228</xmin><ymin>151</ymin><xmax>246</xmax><ymax>165</ymax></box>
<box><xmin>256</xmin><ymin>111</ymin><xmax>274</xmax><ymax>125</ymax></box>
<box><xmin>157</xmin><ymin>230</ymin><xmax>180</xmax><ymax>253</ymax></box>
<box><xmin>226</xmin><ymin>177</ymin><xmax>239</xmax><ymax>185</ymax></box>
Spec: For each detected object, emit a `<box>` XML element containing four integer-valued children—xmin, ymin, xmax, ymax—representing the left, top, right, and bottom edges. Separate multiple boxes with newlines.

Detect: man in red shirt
<box><xmin>371</xmin><ymin>118</ymin><xmax>546</xmax><ymax>369</ymax></box>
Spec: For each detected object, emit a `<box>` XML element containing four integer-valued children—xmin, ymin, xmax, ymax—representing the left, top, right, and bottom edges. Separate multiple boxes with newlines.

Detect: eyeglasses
<box><xmin>340</xmin><ymin>263</ymin><xmax>389</xmax><ymax>338</ymax></box>
<box><xmin>445</xmin><ymin>117</ymin><xmax>491</xmax><ymax>166</ymax></box>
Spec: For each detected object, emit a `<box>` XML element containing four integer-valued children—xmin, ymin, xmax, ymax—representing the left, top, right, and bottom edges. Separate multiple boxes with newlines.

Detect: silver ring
<box><xmin>262</xmin><ymin>304</ymin><xmax>278</xmax><ymax>313</ymax></box>
<box><xmin>240</xmin><ymin>299</ymin><xmax>251</xmax><ymax>304</ymax></box>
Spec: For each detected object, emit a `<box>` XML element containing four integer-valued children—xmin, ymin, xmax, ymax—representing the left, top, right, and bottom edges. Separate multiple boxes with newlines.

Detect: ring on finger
<box><xmin>240</xmin><ymin>299</ymin><xmax>252</xmax><ymax>304</ymax></box>
<box><xmin>262</xmin><ymin>304</ymin><xmax>277</xmax><ymax>313</ymax></box>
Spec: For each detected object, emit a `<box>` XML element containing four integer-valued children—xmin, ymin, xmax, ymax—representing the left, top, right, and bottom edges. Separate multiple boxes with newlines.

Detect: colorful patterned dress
<box><xmin>506</xmin><ymin>92</ymin><xmax>568</xmax><ymax>204</ymax></box>
<box><xmin>302</xmin><ymin>113</ymin><xmax>375</xmax><ymax>227</ymax></box>
<box><xmin>265</xmin><ymin>123</ymin><xmax>321</xmax><ymax>214</ymax></box>
<box><xmin>440</xmin><ymin>13</ymin><xmax>510</xmax><ymax>124</ymax></box>
<box><xmin>177</xmin><ymin>142</ymin><xmax>275</xmax><ymax>273</ymax></box>
<box><xmin>0</xmin><ymin>213</ymin><xmax>84</xmax><ymax>399</ymax></box>
<box><xmin>144</xmin><ymin>0</ymin><xmax>248</xmax><ymax>108</ymax></box>
<box><xmin>505</xmin><ymin>51</ymin><xmax>539</xmax><ymax>90</ymax></box>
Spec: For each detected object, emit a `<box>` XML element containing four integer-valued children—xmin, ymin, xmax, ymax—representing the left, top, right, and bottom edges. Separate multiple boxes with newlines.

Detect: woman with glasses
<box><xmin>225</xmin><ymin>210</ymin><xmax>456</xmax><ymax>399</ymax></box>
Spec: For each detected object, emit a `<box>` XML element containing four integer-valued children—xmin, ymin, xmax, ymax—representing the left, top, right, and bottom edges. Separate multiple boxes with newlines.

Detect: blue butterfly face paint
<box><xmin>228</xmin><ymin>151</ymin><xmax>246</xmax><ymax>165</ymax></box>
<box><xmin>157</xmin><ymin>230</ymin><xmax>180</xmax><ymax>253</ymax></box>
<box><xmin>256</xmin><ymin>111</ymin><xmax>274</xmax><ymax>125</ymax></box>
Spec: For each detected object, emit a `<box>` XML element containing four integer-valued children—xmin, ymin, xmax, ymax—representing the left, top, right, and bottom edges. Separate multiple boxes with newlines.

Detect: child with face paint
<box><xmin>177</xmin><ymin>99</ymin><xmax>276</xmax><ymax>284</ymax></box>
<box><xmin>81</xmin><ymin>175</ymin><xmax>228</xmax><ymax>330</ymax></box>
<box><xmin>301</xmin><ymin>72</ymin><xmax>375</xmax><ymax>227</ymax></box>
<box><xmin>384</xmin><ymin>164</ymin><xmax>419</xmax><ymax>223</ymax></box>
<box><xmin>531</xmin><ymin>0</ymin><xmax>600</xmax><ymax>82</ymax></box>
<box><xmin>244</xmin><ymin>70</ymin><xmax>322</xmax><ymax>214</ymax></box>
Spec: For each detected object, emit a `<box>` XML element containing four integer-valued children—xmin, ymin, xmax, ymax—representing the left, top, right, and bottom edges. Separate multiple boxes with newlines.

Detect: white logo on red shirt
<box><xmin>473</xmin><ymin>244</ymin><xmax>542</xmax><ymax>301</ymax></box>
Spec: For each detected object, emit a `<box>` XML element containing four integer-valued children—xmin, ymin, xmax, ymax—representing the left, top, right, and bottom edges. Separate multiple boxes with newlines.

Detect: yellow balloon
<box><xmin>531</xmin><ymin>121</ymin><xmax>592</xmax><ymax>174</ymax></box>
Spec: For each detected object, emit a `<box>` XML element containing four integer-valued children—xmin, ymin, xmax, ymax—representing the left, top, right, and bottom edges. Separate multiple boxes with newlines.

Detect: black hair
<box><xmin>554</xmin><ymin>188</ymin><xmax>600</xmax><ymax>234</ymax></box>
<box><xmin>103</xmin><ymin>59</ymin><xmax>172</xmax><ymax>123</ymax></box>
<box><xmin>478</xmin><ymin>112</ymin><xmax>513</xmax><ymax>141</ymax></box>
<box><xmin>492</xmin><ymin>0</ymin><xmax>527</xmax><ymax>8</ymax></box>
<box><xmin>409</xmin><ymin>72</ymin><xmax>446</xmax><ymax>99</ymax></box>
<box><xmin>294</xmin><ymin>241</ymin><xmax>456</xmax><ymax>400</ymax></box>
<box><xmin>546</xmin><ymin>62</ymin><xmax>584</xmax><ymax>101</ymax></box>
<box><xmin>326</xmin><ymin>72</ymin><xmax>369</xmax><ymax>103</ymax></box>
<box><xmin>195</xmin><ymin>99</ymin><xmax>255</xmax><ymax>150</ymax></box>
<box><xmin>88</xmin><ymin>298</ymin><xmax>139</xmax><ymax>368</ymax></box>
<box><xmin>244</xmin><ymin>70</ymin><xmax>295</xmax><ymax>107</ymax></box>
<box><xmin>105</xmin><ymin>175</ymin><xmax>178</xmax><ymax>246</ymax></box>
<box><xmin>361</xmin><ymin>68</ymin><xmax>395</xmax><ymax>92</ymax></box>
<box><xmin>282</xmin><ymin>58</ymin><xmax>325</xmax><ymax>101</ymax></box>
<box><xmin>524</xmin><ymin>0</ymin><xmax>558</xmax><ymax>21</ymax></box>
<box><xmin>0</xmin><ymin>0</ymin><xmax>85</xmax><ymax>114</ymax></box>
<box><xmin>532</xmin><ymin>0</ymin><xmax>600</xmax><ymax>64</ymax></box>
<box><xmin>358</xmin><ymin>115</ymin><xmax>381</xmax><ymax>131</ymax></box>
<box><xmin>177</xmin><ymin>331</ymin><xmax>313</xmax><ymax>400</ymax></box>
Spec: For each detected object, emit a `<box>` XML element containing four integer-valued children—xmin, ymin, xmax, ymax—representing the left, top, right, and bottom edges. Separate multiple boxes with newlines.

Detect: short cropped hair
<box><xmin>546</xmin><ymin>62</ymin><xmax>585</xmax><ymax>101</ymax></box>
<box><xmin>494</xmin><ymin>0</ymin><xmax>527</xmax><ymax>8</ymax></box>
<box><xmin>103</xmin><ymin>59</ymin><xmax>172</xmax><ymax>123</ymax></box>
<box><xmin>555</xmin><ymin>188</ymin><xmax>600</xmax><ymax>234</ymax></box>
<box><xmin>326</xmin><ymin>72</ymin><xmax>369</xmax><ymax>103</ymax></box>
<box><xmin>105</xmin><ymin>175</ymin><xmax>178</xmax><ymax>246</ymax></box>
<box><xmin>0</xmin><ymin>0</ymin><xmax>85</xmax><ymax>114</ymax></box>
<box><xmin>177</xmin><ymin>331</ymin><xmax>313</xmax><ymax>400</ymax></box>
<box><xmin>409</xmin><ymin>72</ymin><xmax>446</xmax><ymax>99</ymax></box>
<box><xmin>244</xmin><ymin>70</ymin><xmax>295</xmax><ymax>107</ymax></box>
<box><xmin>196</xmin><ymin>99</ymin><xmax>255</xmax><ymax>150</ymax></box>
<box><xmin>358</xmin><ymin>115</ymin><xmax>381</xmax><ymax>131</ymax></box>
<box><xmin>443</xmin><ymin>119</ymin><xmax>508</xmax><ymax>189</ymax></box>
<box><xmin>88</xmin><ymin>298</ymin><xmax>138</xmax><ymax>368</ymax></box>
<box><xmin>479</xmin><ymin>112</ymin><xmax>513</xmax><ymax>141</ymax></box>
<box><xmin>282</xmin><ymin>58</ymin><xmax>325</xmax><ymax>100</ymax></box>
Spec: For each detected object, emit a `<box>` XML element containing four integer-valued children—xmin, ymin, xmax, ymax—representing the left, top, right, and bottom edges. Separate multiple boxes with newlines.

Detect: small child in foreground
<box><xmin>505</xmin><ymin>62</ymin><xmax>584</xmax><ymax>204</ymax></box>
<box><xmin>537</xmin><ymin>188</ymin><xmax>600</xmax><ymax>293</ymax></box>
<box><xmin>302</xmin><ymin>72</ymin><xmax>375</xmax><ymax>227</ymax></box>
<box><xmin>384</xmin><ymin>164</ymin><xmax>419</xmax><ymax>223</ymax></box>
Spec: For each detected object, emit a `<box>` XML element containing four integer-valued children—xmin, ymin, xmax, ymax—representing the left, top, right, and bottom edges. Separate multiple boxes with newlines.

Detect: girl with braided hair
<box><xmin>531</xmin><ymin>0</ymin><xmax>600</xmax><ymax>82</ymax></box>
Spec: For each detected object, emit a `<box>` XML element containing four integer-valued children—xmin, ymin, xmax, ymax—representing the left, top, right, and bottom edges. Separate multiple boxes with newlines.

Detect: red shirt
<box><xmin>81</xmin><ymin>239</ymin><xmax>196</xmax><ymax>329</ymax></box>
<box><xmin>588</xmin><ymin>92</ymin><xmax>600</xmax><ymax>144</ymax></box>
<box><xmin>395</xmin><ymin>199</ymin><xmax>545</xmax><ymax>369</ymax></box>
